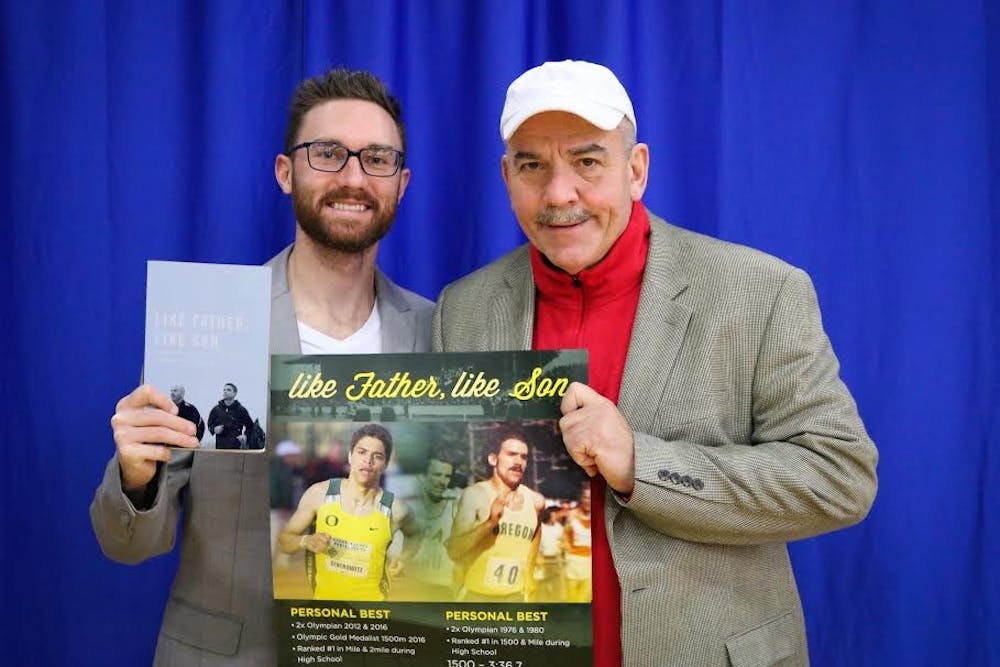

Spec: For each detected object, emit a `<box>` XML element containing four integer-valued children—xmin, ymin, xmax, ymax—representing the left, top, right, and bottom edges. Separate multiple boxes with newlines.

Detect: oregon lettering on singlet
<box><xmin>463</xmin><ymin>485</ymin><xmax>538</xmax><ymax>597</ymax></box>
<box><xmin>310</xmin><ymin>479</ymin><xmax>393</xmax><ymax>601</ymax></box>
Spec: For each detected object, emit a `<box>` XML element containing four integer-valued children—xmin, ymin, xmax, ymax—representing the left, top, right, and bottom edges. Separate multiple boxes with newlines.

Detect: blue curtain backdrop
<box><xmin>1</xmin><ymin>1</ymin><xmax>997</xmax><ymax>665</ymax></box>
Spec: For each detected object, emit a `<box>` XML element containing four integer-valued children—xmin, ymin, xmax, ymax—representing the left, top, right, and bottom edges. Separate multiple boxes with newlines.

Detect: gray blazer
<box><xmin>90</xmin><ymin>245</ymin><xmax>433</xmax><ymax>666</ymax></box>
<box><xmin>432</xmin><ymin>213</ymin><xmax>878</xmax><ymax>667</ymax></box>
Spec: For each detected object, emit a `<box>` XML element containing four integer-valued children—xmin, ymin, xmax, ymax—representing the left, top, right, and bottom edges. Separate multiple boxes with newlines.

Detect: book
<box><xmin>268</xmin><ymin>350</ymin><xmax>592</xmax><ymax>666</ymax></box>
<box><xmin>144</xmin><ymin>260</ymin><xmax>270</xmax><ymax>452</ymax></box>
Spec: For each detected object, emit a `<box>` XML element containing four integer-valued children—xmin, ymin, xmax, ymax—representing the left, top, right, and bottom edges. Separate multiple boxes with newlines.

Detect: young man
<box><xmin>278</xmin><ymin>424</ymin><xmax>409</xmax><ymax>601</ymax></box>
<box><xmin>91</xmin><ymin>69</ymin><xmax>433</xmax><ymax>665</ymax></box>
<box><xmin>433</xmin><ymin>60</ymin><xmax>878</xmax><ymax>666</ymax></box>
<box><xmin>206</xmin><ymin>382</ymin><xmax>254</xmax><ymax>449</ymax></box>
<box><xmin>447</xmin><ymin>430</ymin><xmax>545</xmax><ymax>602</ymax></box>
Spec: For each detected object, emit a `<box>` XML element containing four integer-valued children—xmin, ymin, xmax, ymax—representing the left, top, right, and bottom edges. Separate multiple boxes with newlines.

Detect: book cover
<box><xmin>269</xmin><ymin>350</ymin><xmax>592</xmax><ymax>666</ymax></box>
<box><xmin>144</xmin><ymin>260</ymin><xmax>271</xmax><ymax>452</ymax></box>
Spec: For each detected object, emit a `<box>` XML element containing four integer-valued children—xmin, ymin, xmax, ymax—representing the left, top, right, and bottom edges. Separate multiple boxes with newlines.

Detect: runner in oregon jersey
<box><xmin>278</xmin><ymin>424</ymin><xmax>411</xmax><ymax>601</ymax></box>
<box><xmin>462</xmin><ymin>484</ymin><xmax>539</xmax><ymax>597</ymax></box>
<box><xmin>313</xmin><ymin>478</ymin><xmax>394</xmax><ymax>600</ymax></box>
<box><xmin>447</xmin><ymin>431</ymin><xmax>545</xmax><ymax>601</ymax></box>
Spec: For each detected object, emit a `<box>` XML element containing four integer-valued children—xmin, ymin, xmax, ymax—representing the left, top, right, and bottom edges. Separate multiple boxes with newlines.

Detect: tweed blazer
<box><xmin>432</xmin><ymin>212</ymin><xmax>878</xmax><ymax>667</ymax></box>
<box><xmin>90</xmin><ymin>244</ymin><xmax>433</xmax><ymax>666</ymax></box>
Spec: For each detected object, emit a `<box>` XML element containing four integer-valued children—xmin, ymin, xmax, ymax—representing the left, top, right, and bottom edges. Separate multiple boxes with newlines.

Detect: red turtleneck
<box><xmin>531</xmin><ymin>201</ymin><xmax>650</xmax><ymax>667</ymax></box>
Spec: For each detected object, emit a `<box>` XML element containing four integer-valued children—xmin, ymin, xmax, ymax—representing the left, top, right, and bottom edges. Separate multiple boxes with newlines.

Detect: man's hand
<box><xmin>110</xmin><ymin>384</ymin><xmax>200</xmax><ymax>493</ymax></box>
<box><xmin>559</xmin><ymin>382</ymin><xmax>635</xmax><ymax>495</ymax></box>
<box><xmin>213</xmin><ymin>424</ymin><xmax>224</xmax><ymax>435</ymax></box>
<box><xmin>488</xmin><ymin>487</ymin><xmax>512</xmax><ymax>527</ymax></box>
<box><xmin>300</xmin><ymin>532</ymin><xmax>331</xmax><ymax>554</ymax></box>
<box><xmin>386</xmin><ymin>558</ymin><xmax>405</xmax><ymax>578</ymax></box>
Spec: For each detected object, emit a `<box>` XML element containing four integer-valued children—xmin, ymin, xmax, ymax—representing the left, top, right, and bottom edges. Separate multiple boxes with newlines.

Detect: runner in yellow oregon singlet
<box><xmin>278</xmin><ymin>424</ymin><xmax>412</xmax><ymax>601</ymax></box>
<box><xmin>463</xmin><ymin>484</ymin><xmax>539</xmax><ymax>596</ymax></box>
<box><xmin>447</xmin><ymin>431</ymin><xmax>545</xmax><ymax>602</ymax></box>
<box><xmin>313</xmin><ymin>479</ymin><xmax>393</xmax><ymax>600</ymax></box>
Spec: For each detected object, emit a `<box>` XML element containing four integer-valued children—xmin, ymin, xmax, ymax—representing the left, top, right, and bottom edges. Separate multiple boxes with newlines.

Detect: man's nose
<box><xmin>541</xmin><ymin>161</ymin><xmax>579</xmax><ymax>208</ymax></box>
<box><xmin>339</xmin><ymin>154</ymin><xmax>368</xmax><ymax>187</ymax></box>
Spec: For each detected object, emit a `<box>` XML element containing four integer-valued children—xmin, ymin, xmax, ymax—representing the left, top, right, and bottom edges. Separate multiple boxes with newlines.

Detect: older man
<box><xmin>168</xmin><ymin>384</ymin><xmax>204</xmax><ymax>441</ymax></box>
<box><xmin>433</xmin><ymin>60</ymin><xmax>877</xmax><ymax>666</ymax></box>
<box><xmin>91</xmin><ymin>68</ymin><xmax>433</xmax><ymax>665</ymax></box>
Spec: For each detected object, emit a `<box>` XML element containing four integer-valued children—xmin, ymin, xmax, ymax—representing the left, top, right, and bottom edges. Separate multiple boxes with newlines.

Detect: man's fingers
<box><xmin>116</xmin><ymin>384</ymin><xmax>177</xmax><ymax>414</ymax></box>
<box><xmin>120</xmin><ymin>441</ymin><xmax>173</xmax><ymax>464</ymax></box>
<box><xmin>560</xmin><ymin>382</ymin><xmax>585</xmax><ymax>414</ymax></box>
<box><xmin>113</xmin><ymin>407</ymin><xmax>196</xmax><ymax>435</ymax></box>
<box><xmin>564</xmin><ymin>442</ymin><xmax>598</xmax><ymax>477</ymax></box>
<box><xmin>560</xmin><ymin>381</ymin><xmax>604</xmax><ymax>415</ymax></box>
<box><xmin>118</xmin><ymin>443</ymin><xmax>171</xmax><ymax>489</ymax></box>
<box><xmin>115</xmin><ymin>424</ymin><xmax>199</xmax><ymax>449</ymax></box>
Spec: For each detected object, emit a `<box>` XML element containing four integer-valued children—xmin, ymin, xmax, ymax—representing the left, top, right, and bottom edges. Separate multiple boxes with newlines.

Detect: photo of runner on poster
<box><xmin>269</xmin><ymin>419</ymin><xmax>590</xmax><ymax>604</ymax></box>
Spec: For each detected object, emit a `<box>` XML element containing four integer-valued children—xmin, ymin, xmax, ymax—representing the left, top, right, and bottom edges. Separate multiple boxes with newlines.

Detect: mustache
<box><xmin>321</xmin><ymin>187</ymin><xmax>378</xmax><ymax>209</ymax></box>
<box><xmin>536</xmin><ymin>207</ymin><xmax>591</xmax><ymax>227</ymax></box>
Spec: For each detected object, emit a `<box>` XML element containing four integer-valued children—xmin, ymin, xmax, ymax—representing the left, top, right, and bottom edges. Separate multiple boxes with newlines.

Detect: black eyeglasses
<box><xmin>288</xmin><ymin>140</ymin><xmax>405</xmax><ymax>177</ymax></box>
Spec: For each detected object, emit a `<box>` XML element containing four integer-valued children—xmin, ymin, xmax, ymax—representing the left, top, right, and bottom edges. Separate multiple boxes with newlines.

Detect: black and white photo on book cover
<box><xmin>144</xmin><ymin>260</ymin><xmax>271</xmax><ymax>452</ymax></box>
<box><xmin>268</xmin><ymin>350</ymin><xmax>593</xmax><ymax>666</ymax></box>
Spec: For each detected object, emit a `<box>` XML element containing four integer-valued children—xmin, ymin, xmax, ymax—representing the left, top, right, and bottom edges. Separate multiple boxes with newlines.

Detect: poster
<box><xmin>144</xmin><ymin>260</ymin><xmax>270</xmax><ymax>451</ymax></box>
<box><xmin>269</xmin><ymin>351</ymin><xmax>592</xmax><ymax>666</ymax></box>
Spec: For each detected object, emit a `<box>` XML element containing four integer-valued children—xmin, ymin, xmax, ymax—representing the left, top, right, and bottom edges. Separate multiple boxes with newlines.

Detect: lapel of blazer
<box><xmin>375</xmin><ymin>269</ymin><xmax>418</xmax><ymax>353</ymax></box>
<box><xmin>267</xmin><ymin>245</ymin><xmax>419</xmax><ymax>354</ymax></box>
<box><xmin>618</xmin><ymin>215</ymin><xmax>693</xmax><ymax>432</ymax></box>
<box><xmin>266</xmin><ymin>244</ymin><xmax>302</xmax><ymax>355</ymax></box>
<box><xmin>488</xmin><ymin>247</ymin><xmax>534</xmax><ymax>351</ymax></box>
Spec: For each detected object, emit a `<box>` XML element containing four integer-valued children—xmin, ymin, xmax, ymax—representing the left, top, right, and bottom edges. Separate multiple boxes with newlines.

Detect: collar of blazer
<box><xmin>490</xmin><ymin>212</ymin><xmax>694</xmax><ymax>430</ymax></box>
<box><xmin>266</xmin><ymin>243</ymin><xmax>419</xmax><ymax>354</ymax></box>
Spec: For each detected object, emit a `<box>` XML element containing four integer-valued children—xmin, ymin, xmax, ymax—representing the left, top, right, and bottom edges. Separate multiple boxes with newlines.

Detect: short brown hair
<box><xmin>350</xmin><ymin>423</ymin><xmax>393</xmax><ymax>461</ymax></box>
<box><xmin>283</xmin><ymin>68</ymin><xmax>406</xmax><ymax>155</ymax></box>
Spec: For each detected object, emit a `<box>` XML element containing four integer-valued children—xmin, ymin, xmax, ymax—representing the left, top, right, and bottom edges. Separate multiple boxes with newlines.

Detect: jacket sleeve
<box><xmin>89</xmin><ymin>450</ymin><xmax>193</xmax><ymax>564</ymax></box>
<box><xmin>241</xmin><ymin>406</ymin><xmax>254</xmax><ymax>435</ymax></box>
<box><xmin>192</xmin><ymin>405</ymin><xmax>205</xmax><ymax>441</ymax></box>
<box><xmin>618</xmin><ymin>269</ymin><xmax>878</xmax><ymax>545</ymax></box>
<box><xmin>206</xmin><ymin>406</ymin><xmax>219</xmax><ymax>432</ymax></box>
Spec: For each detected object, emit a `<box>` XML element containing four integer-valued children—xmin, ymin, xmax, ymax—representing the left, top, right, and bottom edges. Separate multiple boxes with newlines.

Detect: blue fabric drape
<box><xmin>1</xmin><ymin>1</ymin><xmax>996</xmax><ymax>665</ymax></box>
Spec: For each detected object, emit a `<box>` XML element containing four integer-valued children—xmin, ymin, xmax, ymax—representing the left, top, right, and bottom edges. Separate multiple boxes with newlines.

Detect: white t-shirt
<box><xmin>297</xmin><ymin>300</ymin><xmax>382</xmax><ymax>354</ymax></box>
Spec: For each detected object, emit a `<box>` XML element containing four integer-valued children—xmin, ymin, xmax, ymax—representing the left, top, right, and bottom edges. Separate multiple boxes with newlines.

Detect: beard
<box><xmin>293</xmin><ymin>184</ymin><xmax>398</xmax><ymax>254</ymax></box>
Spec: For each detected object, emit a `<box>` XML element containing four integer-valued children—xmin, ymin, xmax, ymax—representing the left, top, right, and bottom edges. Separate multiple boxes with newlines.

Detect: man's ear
<box><xmin>628</xmin><ymin>143</ymin><xmax>649</xmax><ymax>201</ymax></box>
<box><xmin>500</xmin><ymin>154</ymin><xmax>512</xmax><ymax>193</ymax></box>
<box><xmin>396</xmin><ymin>167</ymin><xmax>411</xmax><ymax>204</ymax></box>
<box><xmin>275</xmin><ymin>154</ymin><xmax>293</xmax><ymax>194</ymax></box>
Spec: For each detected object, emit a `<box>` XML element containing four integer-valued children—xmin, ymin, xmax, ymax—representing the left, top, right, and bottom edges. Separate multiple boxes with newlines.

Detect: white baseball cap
<box><xmin>500</xmin><ymin>60</ymin><xmax>636</xmax><ymax>141</ymax></box>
